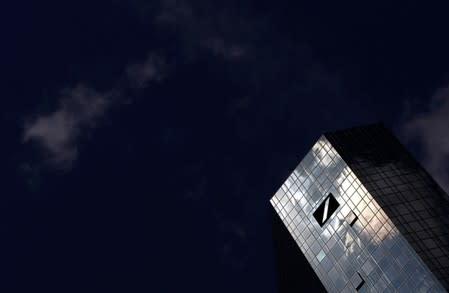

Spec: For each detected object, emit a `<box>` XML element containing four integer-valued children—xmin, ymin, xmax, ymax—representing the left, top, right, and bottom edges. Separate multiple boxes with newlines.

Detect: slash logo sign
<box><xmin>313</xmin><ymin>193</ymin><xmax>340</xmax><ymax>227</ymax></box>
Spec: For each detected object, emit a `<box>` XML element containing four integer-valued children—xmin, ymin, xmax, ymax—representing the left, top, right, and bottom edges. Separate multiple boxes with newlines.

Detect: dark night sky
<box><xmin>2</xmin><ymin>1</ymin><xmax>449</xmax><ymax>292</ymax></box>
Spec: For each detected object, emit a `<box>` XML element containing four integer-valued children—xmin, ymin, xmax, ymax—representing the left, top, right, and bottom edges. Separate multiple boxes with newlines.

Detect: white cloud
<box><xmin>23</xmin><ymin>84</ymin><xmax>113</xmax><ymax>167</ymax></box>
<box><xmin>401</xmin><ymin>85</ymin><xmax>449</xmax><ymax>192</ymax></box>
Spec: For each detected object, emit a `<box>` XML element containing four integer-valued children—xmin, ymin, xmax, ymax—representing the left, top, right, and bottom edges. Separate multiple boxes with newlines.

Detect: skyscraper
<box><xmin>271</xmin><ymin>124</ymin><xmax>449</xmax><ymax>292</ymax></box>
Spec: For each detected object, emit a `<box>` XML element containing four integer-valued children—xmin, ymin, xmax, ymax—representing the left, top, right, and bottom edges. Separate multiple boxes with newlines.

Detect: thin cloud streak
<box><xmin>401</xmin><ymin>85</ymin><xmax>449</xmax><ymax>193</ymax></box>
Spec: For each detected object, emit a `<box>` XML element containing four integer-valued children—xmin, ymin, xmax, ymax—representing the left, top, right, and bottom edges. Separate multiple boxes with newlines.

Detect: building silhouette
<box><xmin>271</xmin><ymin>124</ymin><xmax>449</xmax><ymax>292</ymax></box>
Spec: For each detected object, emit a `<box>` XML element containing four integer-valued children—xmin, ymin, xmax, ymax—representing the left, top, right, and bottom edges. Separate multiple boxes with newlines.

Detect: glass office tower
<box><xmin>270</xmin><ymin>124</ymin><xmax>449</xmax><ymax>292</ymax></box>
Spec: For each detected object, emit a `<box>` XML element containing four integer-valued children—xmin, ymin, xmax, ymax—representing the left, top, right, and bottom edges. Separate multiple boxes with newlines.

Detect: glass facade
<box><xmin>325</xmin><ymin>124</ymin><xmax>449</xmax><ymax>289</ymax></box>
<box><xmin>270</xmin><ymin>129</ymin><xmax>447</xmax><ymax>292</ymax></box>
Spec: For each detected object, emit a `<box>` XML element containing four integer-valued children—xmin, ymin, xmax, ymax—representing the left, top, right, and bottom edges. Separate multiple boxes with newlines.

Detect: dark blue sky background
<box><xmin>2</xmin><ymin>1</ymin><xmax>449</xmax><ymax>292</ymax></box>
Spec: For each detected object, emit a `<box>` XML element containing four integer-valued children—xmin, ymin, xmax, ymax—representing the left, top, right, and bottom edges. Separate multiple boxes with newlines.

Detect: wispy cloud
<box><xmin>215</xmin><ymin>213</ymin><xmax>249</xmax><ymax>270</ymax></box>
<box><xmin>401</xmin><ymin>85</ymin><xmax>449</xmax><ymax>192</ymax></box>
<box><xmin>154</xmin><ymin>0</ymin><xmax>249</xmax><ymax>60</ymax></box>
<box><xmin>23</xmin><ymin>54</ymin><xmax>166</xmax><ymax>169</ymax></box>
<box><xmin>127</xmin><ymin>54</ymin><xmax>167</xmax><ymax>88</ymax></box>
<box><xmin>203</xmin><ymin>37</ymin><xmax>246</xmax><ymax>60</ymax></box>
<box><xmin>23</xmin><ymin>85</ymin><xmax>114</xmax><ymax>167</ymax></box>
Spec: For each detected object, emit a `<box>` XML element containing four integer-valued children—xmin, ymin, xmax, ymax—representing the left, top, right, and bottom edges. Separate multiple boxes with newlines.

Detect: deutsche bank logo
<box><xmin>313</xmin><ymin>193</ymin><xmax>340</xmax><ymax>227</ymax></box>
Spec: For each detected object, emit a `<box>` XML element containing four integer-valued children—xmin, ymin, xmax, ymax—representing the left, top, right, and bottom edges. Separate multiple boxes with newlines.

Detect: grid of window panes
<box><xmin>325</xmin><ymin>124</ymin><xmax>449</xmax><ymax>289</ymax></box>
<box><xmin>270</xmin><ymin>136</ymin><xmax>445</xmax><ymax>292</ymax></box>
